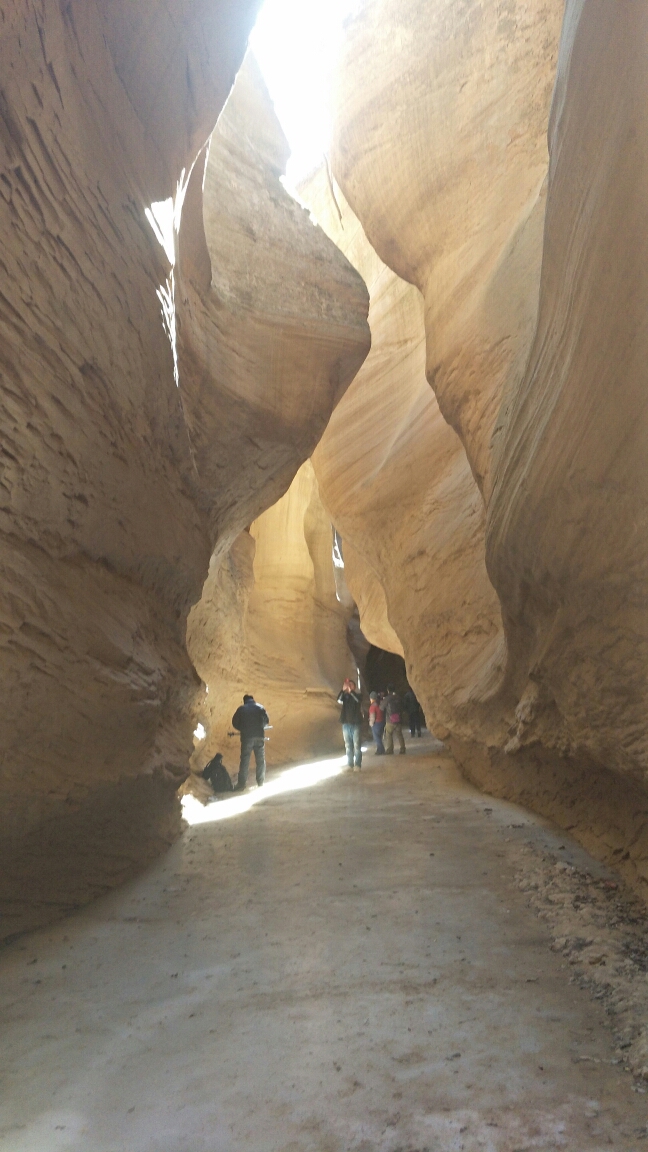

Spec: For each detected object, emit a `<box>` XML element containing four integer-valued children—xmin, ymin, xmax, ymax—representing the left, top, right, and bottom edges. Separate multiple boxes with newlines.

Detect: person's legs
<box><xmin>253</xmin><ymin>737</ymin><xmax>266</xmax><ymax>786</ymax></box>
<box><xmin>384</xmin><ymin>722</ymin><xmax>394</xmax><ymax>754</ymax></box>
<box><xmin>416</xmin><ymin>709</ymin><xmax>422</xmax><ymax>736</ymax></box>
<box><xmin>353</xmin><ymin>725</ymin><xmax>362</xmax><ymax>768</ymax></box>
<box><xmin>237</xmin><ymin>739</ymin><xmax>253</xmax><ymax>788</ymax></box>
<box><xmin>372</xmin><ymin>722</ymin><xmax>385</xmax><ymax>753</ymax></box>
<box><xmin>409</xmin><ymin>715</ymin><xmax>416</xmax><ymax>737</ymax></box>
<box><xmin>342</xmin><ymin>723</ymin><xmax>354</xmax><ymax>767</ymax></box>
<box><xmin>396</xmin><ymin>723</ymin><xmax>406</xmax><ymax>753</ymax></box>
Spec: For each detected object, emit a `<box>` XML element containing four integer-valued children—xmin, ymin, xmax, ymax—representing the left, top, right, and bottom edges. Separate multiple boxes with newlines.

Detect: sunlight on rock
<box><xmin>181</xmin><ymin>753</ymin><xmax>353</xmax><ymax>825</ymax></box>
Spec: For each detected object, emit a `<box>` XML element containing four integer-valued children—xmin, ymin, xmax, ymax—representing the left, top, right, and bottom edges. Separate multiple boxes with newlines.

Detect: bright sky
<box><xmin>250</xmin><ymin>0</ymin><xmax>360</xmax><ymax>188</ymax></box>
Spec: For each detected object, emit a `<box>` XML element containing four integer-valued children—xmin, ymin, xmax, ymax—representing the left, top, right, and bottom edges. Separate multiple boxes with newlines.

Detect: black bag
<box><xmin>201</xmin><ymin>754</ymin><xmax>233</xmax><ymax>794</ymax></box>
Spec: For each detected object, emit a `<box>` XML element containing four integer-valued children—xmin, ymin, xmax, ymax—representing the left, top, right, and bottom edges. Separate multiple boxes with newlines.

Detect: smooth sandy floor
<box><xmin>1</xmin><ymin>737</ymin><xmax>646</xmax><ymax>1151</ymax></box>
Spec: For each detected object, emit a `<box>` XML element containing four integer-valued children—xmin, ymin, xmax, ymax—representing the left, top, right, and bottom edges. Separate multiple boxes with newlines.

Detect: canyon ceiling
<box><xmin>1</xmin><ymin>0</ymin><xmax>646</xmax><ymax>935</ymax></box>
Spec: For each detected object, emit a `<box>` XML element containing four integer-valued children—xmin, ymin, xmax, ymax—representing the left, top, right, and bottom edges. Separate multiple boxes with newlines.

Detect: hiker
<box><xmin>231</xmin><ymin>694</ymin><xmax>269</xmax><ymax>791</ymax></box>
<box><xmin>382</xmin><ymin>684</ymin><xmax>406</xmax><ymax>755</ymax></box>
<box><xmin>368</xmin><ymin>691</ymin><xmax>385</xmax><ymax>755</ymax></box>
<box><xmin>337</xmin><ymin>678</ymin><xmax>363</xmax><ymax>770</ymax></box>
<box><xmin>201</xmin><ymin>752</ymin><xmax>233</xmax><ymax>796</ymax></box>
<box><xmin>404</xmin><ymin>687</ymin><xmax>423</xmax><ymax>737</ymax></box>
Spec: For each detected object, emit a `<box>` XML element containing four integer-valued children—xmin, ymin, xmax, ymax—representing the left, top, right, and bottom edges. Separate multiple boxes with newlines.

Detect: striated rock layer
<box><xmin>468</xmin><ymin>0</ymin><xmax>648</xmax><ymax>888</ymax></box>
<box><xmin>176</xmin><ymin>56</ymin><xmax>370</xmax><ymax>552</ymax></box>
<box><xmin>0</xmin><ymin>5</ymin><xmax>369</xmax><ymax>938</ymax></box>
<box><xmin>314</xmin><ymin>0</ymin><xmax>648</xmax><ymax>894</ymax></box>
<box><xmin>332</xmin><ymin>0</ymin><xmax>565</xmax><ymax>500</ymax></box>
<box><xmin>300</xmin><ymin>172</ymin><xmax>505</xmax><ymax>750</ymax></box>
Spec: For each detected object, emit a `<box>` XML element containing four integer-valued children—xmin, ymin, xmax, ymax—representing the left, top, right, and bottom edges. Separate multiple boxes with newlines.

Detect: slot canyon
<box><xmin>1</xmin><ymin>0</ymin><xmax>648</xmax><ymax>1148</ymax></box>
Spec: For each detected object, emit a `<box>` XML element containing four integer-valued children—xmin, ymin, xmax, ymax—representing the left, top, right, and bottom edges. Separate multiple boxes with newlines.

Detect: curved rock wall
<box><xmin>176</xmin><ymin>56</ymin><xmax>370</xmax><ymax>552</ymax></box>
<box><xmin>486</xmin><ymin>0</ymin><xmax>648</xmax><ymax>780</ymax></box>
<box><xmin>0</xmin><ymin>5</ymin><xmax>369</xmax><ymax>937</ymax></box>
<box><xmin>188</xmin><ymin>460</ymin><xmax>357</xmax><ymax>787</ymax></box>
<box><xmin>305</xmin><ymin>0</ymin><xmax>648</xmax><ymax>893</ymax></box>
<box><xmin>471</xmin><ymin>0</ymin><xmax>648</xmax><ymax>887</ymax></box>
<box><xmin>300</xmin><ymin>172</ymin><xmax>506</xmax><ymax>751</ymax></box>
<box><xmin>332</xmin><ymin>0</ymin><xmax>565</xmax><ymax>498</ymax></box>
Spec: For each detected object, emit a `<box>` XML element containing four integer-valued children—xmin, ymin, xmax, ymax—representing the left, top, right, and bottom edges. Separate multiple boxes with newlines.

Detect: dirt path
<box><xmin>1</xmin><ymin>738</ymin><xmax>646</xmax><ymax>1151</ymax></box>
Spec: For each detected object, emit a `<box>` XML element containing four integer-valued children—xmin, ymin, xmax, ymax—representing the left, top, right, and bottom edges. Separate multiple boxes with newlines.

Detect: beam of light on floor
<box><xmin>180</xmin><ymin>751</ymin><xmax>363</xmax><ymax>825</ymax></box>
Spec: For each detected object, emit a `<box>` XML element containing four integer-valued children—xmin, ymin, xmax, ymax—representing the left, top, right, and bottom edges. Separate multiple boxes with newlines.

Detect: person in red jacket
<box><xmin>368</xmin><ymin>691</ymin><xmax>385</xmax><ymax>755</ymax></box>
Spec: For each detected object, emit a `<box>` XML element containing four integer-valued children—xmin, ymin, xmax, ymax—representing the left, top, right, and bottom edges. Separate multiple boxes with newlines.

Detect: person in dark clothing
<box><xmin>337</xmin><ymin>678</ymin><xmax>363</xmax><ymax>769</ymax></box>
<box><xmin>231</xmin><ymin>694</ymin><xmax>269</xmax><ymax>790</ymax></box>
<box><xmin>404</xmin><ymin>688</ymin><xmax>422</xmax><ymax>737</ymax></box>
<box><xmin>382</xmin><ymin>684</ymin><xmax>406</xmax><ymax>754</ymax></box>
<box><xmin>201</xmin><ymin>752</ymin><xmax>233</xmax><ymax>796</ymax></box>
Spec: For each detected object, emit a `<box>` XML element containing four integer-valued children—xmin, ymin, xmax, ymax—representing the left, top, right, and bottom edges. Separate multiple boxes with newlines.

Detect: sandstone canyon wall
<box><xmin>475</xmin><ymin>0</ymin><xmax>648</xmax><ymax>883</ymax></box>
<box><xmin>300</xmin><ymin>172</ymin><xmax>505</xmax><ymax>750</ymax></box>
<box><xmin>187</xmin><ymin>460</ymin><xmax>358</xmax><ymax>791</ymax></box>
<box><xmin>0</xmin><ymin>4</ymin><xmax>369</xmax><ymax>939</ymax></box>
<box><xmin>304</xmin><ymin>0</ymin><xmax>648</xmax><ymax>894</ymax></box>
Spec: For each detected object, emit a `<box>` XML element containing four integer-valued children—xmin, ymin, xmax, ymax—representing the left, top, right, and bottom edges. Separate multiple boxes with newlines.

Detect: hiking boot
<box><xmin>234</xmin><ymin>782</ymin><xmax>247</xmax><ymax>792</ymax></box>
<box><xmin>400</xmin><ymin>749</ymin><xmax>407</xmax><ymax>755</ymax></box>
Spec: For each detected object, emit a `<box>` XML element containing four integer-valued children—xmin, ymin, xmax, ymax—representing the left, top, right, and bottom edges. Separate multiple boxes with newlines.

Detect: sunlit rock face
<box><xmin>332</xmin><ymin>0</ymin><xmax>565</xmax><ymax>499</ymax></box>
<box><xmin>299</xmin><ymin>173</ymin><xmax>505</xmax><ymax>748</ymax></box>
<box><xmin>323</xmin><ymin>0</ymin><xmax>648</xmax><ymax>892</ymax></box>
<box><xmin>309</xmin><ymin>0</ymin><xmax>564</xmax><ymax>752</ymax></box>
<box><xmin>0</xmin><ymin>6</ymin><xmax>369</xmax><ymax>936</ymax></box>
<box><xmin>187</xmin><ymin>461</ymin><xmax>358</xmax><ymax>788</ymax></box>
<box><xmin>176</xmin><ymin>56</ymin><xmax>370</xmax><ymax>550</ymax></box>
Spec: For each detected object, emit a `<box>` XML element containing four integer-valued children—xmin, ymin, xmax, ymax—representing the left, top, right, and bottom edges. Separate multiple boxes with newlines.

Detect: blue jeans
<box><xmin>372</xmin><ymin>721</ymin><xmax>385</xmax><ymax>753</ymax></box>
<box><xmin>238</xmin><ymin>737</ymin><xmax>266</xmax><ymax>787</ymax></box>
<box><xmin>342</xmin><ymin>723</ymin><xmax>362</xmax><ymax>767</ymax></box>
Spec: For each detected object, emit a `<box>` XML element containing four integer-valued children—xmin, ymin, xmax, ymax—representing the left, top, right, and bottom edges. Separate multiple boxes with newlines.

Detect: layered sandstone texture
<box><xmin>299</xmin><ymin>172</ymin><xmax>505</xmax><ymax>749</ymax></box>
<box><xmin>474</xmin><ymin>0</ymin><xmax>648</xmax><ymax>884</ymax></box>
<box><xmin>187</xmin><ymin>461</ymin><xmax>358</xmax><ymax>794</ymax></box>
<box><xmin>332</xmin><ymin>0</ymin><xmax>565</xmax><ymax>499</ymax></box>
<box><xmin>0</xmin><ymin>3</ymin><xmax>369</xmax><ymax>938</ymax></box>
<box><xmin>318</xmin><ymin>0</ymin><xmax>648</xmax><ymax>892</ymax></box>
<box><xmin>301</xmin><ymin>0</ymin><xmax>565</xmax><ymax>755</ymax></box>
<box><xmin>176</xmin><ymin>56</ymin><xmax>370</xmax><ymax>550</ymax></box>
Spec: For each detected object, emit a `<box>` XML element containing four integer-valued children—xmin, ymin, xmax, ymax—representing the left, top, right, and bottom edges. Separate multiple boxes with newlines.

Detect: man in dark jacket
<box><xmin>231</xmin><ymin>694</ymin><xmax>270</xmax><ymax>790</ymax></box>
<box><xmin>404</xmin><ymin>688</ymin><xmax>422</xmax><ymax>737</ymax></box>
<box><xmin>337</xmin><ymin>678</ymin><xmax>363</xmax><ymax>769</ymax></box>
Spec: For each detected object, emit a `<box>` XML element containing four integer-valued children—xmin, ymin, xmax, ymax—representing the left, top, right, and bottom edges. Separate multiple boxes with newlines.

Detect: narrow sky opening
<box><xmin>250</xmin><ymin>0</ymin><xmax>360</xmax><ymax>189</ymax></box>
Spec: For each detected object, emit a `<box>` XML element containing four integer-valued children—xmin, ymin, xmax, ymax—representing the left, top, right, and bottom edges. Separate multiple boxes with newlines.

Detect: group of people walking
<box><xmin>337</xmin><ymin>679</ymin><xmax>424</xmax><ymax>769</ymax></box>
<box><xmin>200</xmin><ymin>682</ymin><xmax>425</xmax><ymax>797</ymax></box>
